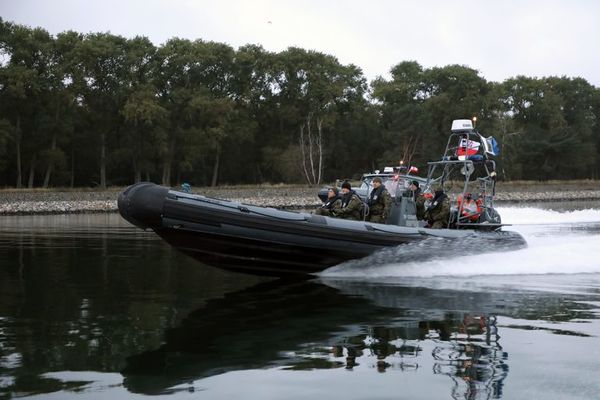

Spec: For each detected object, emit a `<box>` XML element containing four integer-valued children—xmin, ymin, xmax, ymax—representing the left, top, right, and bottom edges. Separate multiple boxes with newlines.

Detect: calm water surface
<box><xmin>2</xmin><ymin>203</ymin><xmax>600</xmax><ymax>400</ymax></box>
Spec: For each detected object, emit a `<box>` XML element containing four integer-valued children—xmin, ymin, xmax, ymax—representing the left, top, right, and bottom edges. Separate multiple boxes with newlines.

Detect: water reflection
<box><xmin>430</xmin><ymin>316</ymin><xmax>507</xmax><ymax>400</ymax></box>
<box><xmin>121</xmin><ymin>277</ymin><xmax>597</xmax><ymax>399</ymax></box>
<box><xmin>0</xmin><ymin>214</ymin><xmax>266</xmax><ymax>398</ymax></box>
<box><xmin>2</xmin><ymin>214</ymin><xmax>600</xmax><ymax>400</ymax></box>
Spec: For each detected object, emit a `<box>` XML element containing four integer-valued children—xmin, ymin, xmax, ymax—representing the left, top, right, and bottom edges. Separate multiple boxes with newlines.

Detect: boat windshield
<box><xmin>361</xmin><ymin>175</ymin><xmax>413</xmax><ymax>198</ymax></box>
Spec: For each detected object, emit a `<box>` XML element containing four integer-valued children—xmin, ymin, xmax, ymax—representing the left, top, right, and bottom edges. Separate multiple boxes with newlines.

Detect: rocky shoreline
<box><xmin>1</xmin><ymin>182</ymin><xmax>600</xmax><ymax>215</ymax></box>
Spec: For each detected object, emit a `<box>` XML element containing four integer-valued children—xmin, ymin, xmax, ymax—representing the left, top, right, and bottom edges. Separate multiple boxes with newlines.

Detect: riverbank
<box><xmin>1</xmin><ymin>181</ymin><xmax>600</xmax><ymax>215</ymax></box>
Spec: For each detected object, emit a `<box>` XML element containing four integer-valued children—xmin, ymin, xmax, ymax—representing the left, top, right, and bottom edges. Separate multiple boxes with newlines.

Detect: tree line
<box><xmin>1</xmin><ymin>18</ymin><xmax>600</xmax><ymax>189</ymax></box>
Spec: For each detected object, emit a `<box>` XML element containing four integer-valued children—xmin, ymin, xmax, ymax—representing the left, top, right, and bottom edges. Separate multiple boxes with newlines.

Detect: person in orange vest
<box><xmin>457</xmin><ymin>193</ymin><xmax>482</xmax><ymax>222</ymax></box>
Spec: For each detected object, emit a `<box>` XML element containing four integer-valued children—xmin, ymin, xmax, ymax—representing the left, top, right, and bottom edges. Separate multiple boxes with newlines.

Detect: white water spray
<box><xmin>496</xmin><ymin>206</ymin><xmax>600</xmax><ymax>225</ymax></box>
<box><xmin>321</xmin><ymin>206</ymin><xmax>600</xmax><ymax>279</ymax></box>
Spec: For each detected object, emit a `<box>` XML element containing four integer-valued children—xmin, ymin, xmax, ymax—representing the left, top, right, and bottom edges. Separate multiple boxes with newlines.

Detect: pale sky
<box><xmin>2</xmin><ymin>0</ymin><xmax>600</xmax><ymax>86</ymax></box>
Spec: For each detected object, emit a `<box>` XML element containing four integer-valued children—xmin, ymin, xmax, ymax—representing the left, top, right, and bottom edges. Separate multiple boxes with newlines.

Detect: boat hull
<box><xmin>118</xmin><ymin>183</ymin><xmax>525</xmax><ymax>276</ymax></box>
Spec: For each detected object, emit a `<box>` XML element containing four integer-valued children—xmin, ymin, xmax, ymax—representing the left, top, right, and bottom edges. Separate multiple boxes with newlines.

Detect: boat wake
<box><xmin>320</xmin><ymin>206</ymin><xmax>600</xmax><ymax>279</ymax></box>
<box><xmin>496</xmin><ymin>206</ymin><xmax>600</xmax><ymax>225</ymax></box>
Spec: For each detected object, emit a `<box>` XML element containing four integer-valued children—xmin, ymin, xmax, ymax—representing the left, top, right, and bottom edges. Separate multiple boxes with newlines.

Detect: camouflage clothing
<box><xmin>411</xmin><ymin>187</ymin><xmax>427</xmax><ymax>221</ymax></box>
<box><xmin>368</xmin><ymin>185</ymin><xmax>391</xmax><ymax>224</ymax></box>
<box><xmin>424</xmin><ymin>191</ymin><xmax>450</xmax><ymax>229</ymax></box>
<box><xmin>335</xmin><ymin>190</ymin><xmax>363</xmax><ymax>221</ymax></box>
<box><xmin>368</xmin><ymin>214</ymin><xmax>386</xmax><ymax>224</ymax></box>
<box><xmin>315</xmin><ymin>196</ymin><xmax>342</xmax><ymax>217</ymax></box>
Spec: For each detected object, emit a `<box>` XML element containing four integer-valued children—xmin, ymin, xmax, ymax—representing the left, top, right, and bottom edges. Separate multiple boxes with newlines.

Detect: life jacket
<box><xmin>341</xmin><ymin>190</ymin><xmax>367</xmax><ymax>219</ymax></box>
<box><xmin>428</xmin><ymin>190</ymin><xmax>447</xmax><ymax>211</ymax></box>
<box><xmin>457</xmin><ymin>194</ymin><xmax>483</xmax><ymax>222</ymax></box>
<box><xmin>321</xmin><ymin>195</ymin><xmax>341</xmax><ymax>210</ymax></box>
<box><xmin>341</xmin><ymin>190</ymin><xmax>356</xmax><ymax>208</ymax></box>
<box><xmin>368</xmin><ymin>185</ymin><xmax>386</xmax><ymax>206</ymax></box>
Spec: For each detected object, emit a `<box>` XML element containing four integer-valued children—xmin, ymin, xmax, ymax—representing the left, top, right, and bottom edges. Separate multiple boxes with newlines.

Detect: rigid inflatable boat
<box><xmin>118</xmin><ymin>119</ymin><xmax>526</xmax><ymax>276</ymax></box>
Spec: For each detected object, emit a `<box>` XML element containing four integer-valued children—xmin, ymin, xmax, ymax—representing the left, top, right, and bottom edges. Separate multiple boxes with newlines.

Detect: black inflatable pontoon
<box><xmin>118</xmin><ymin>182</ymin><xmax>525</xmax><ymax>276</ymax></box>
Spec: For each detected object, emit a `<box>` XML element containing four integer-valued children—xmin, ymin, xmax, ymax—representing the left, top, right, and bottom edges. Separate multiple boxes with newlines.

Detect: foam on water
<box><xmin>497</xmin><ymin>206</ymin><xmax>600</xmax><ymax>225</ymax></box>
<box><xmin>321</xmin><ymin>206</ymin><xmax>600</xmax><ymax>279</ymax></box>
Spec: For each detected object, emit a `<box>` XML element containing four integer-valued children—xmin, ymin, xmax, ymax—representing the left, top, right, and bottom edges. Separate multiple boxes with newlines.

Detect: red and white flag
<box><xmin>457</xmin><ymin>138</ymin><xmax>480</xmax><ymax>156</ymax></box>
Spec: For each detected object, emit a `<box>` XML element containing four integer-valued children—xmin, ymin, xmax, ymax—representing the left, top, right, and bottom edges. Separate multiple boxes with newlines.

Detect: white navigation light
<box><xmin>451</xmin><ymin>119</ymin><xmax>474</xmax><ymax>132</ymax></box>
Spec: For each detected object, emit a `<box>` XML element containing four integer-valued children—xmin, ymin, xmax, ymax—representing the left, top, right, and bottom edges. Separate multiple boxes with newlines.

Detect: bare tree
<box><xmin>400</xmin><ymin>134</ymin><xmax>419</xmax><ymax>167</ymax></box>
<box><xmin>299</xmin><ymin>113</ymin><xmax>324</xmax><ymax>185</ymax></box>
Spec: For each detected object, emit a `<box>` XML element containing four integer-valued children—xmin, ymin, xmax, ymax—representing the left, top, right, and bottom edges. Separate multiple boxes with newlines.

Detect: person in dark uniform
<box><xmin>424</xmin><ymin>188</ymin><xmax>450</xmax><ymax>229</ymax></box>
<box><xmin>409</xmin><ymin>180</ymin><xmax>426</xmax><ymax>221</ymax></box>
<box><xmin>315</xmin><ymin>187</ymin><xmax>342</xmax><ymax>216</ymax></box>
<box><xmin>335</xmin><ymin>181</ymin><xmax>363</xmax><ymax>221</ymax></box>
<box><xmin>368</xmin><ymin>177</ymin><xmax>391</xmax><ymax>224</ymax></box>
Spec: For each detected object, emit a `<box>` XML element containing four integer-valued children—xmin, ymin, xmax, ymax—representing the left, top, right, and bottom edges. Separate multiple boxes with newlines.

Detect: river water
<box><xmin>1</xmin><ymin>202</ymin><xmax>600</xmax><ymax>400</ymax></box>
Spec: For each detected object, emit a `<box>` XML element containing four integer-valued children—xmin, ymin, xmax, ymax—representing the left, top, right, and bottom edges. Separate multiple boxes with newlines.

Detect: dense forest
<box><xmin>1</xmin><ymin>18</ymin><xmax>600</xmax><ymax>188</ymax></box>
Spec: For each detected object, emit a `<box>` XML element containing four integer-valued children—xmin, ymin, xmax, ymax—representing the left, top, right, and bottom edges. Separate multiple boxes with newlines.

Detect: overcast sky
<box><xmin>3</xmin><ymin>0</ymin><xmax>600</xmax><ymax>86</ymax></box>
